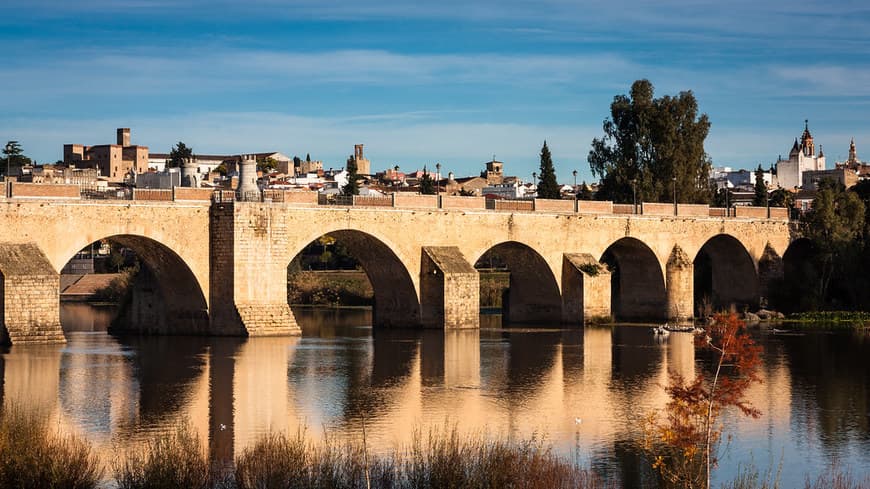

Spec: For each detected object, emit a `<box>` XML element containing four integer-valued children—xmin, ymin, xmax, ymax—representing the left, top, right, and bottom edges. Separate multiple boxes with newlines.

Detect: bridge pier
<box><xmin>0</xmin><ymin>243</ymin><xmax>65</xmax><ymax>344</ymax></box>
<box><xmin>420</xmin><ymin>247</ymin><xmax>479</xmax><ymax>329</ymax></box>
<box><xmin>562</xmin><ymin>253</ymin><xmax>611</xmax><ymax>323</ymax></box>
<box><xmin>758</xmin><ymin>243</ymin><xmax>784</xmax><ymax>306</ymax></box>
<box><xmin>666</xmin><ymin>245</ymin><xmax>694</xmax><ymax>322</ymax></box>
<box><xmin>209</xmin><ymin>202</ymin><xmax>300</xmax><ymax>337</ymax></box>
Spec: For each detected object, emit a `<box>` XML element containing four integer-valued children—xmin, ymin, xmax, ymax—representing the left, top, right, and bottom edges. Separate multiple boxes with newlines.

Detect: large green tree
<box><xmin>536</xmin><ymin>141</ymin><xmax>560</xmax><ymax>199</ymax></box>
<box><xmin>2</xmin><ymin>141</ymin><xmax>32</xmax><ymax>175</ymax></box>
<box><xmin>168</xmin><ymin>141</ymin><xmax>193</xmax><ymax>168</ymax></box>
<box><xmin>802</xmin><ymin>180</ymin><xmax>865</xmax><ymax>304</ymax></box>
<box><xmin>768</xmin><ymin>188</ymin><xmax>793</xmax><ymax>208</ymax></box>
<box><xmin>257</xmin><ymin>157</ymin><xmax>277</xmax><ymax>173</ymax></box>
<box><xmin>588</xmin><ymin>79</ymin><xmax>712</xmax><ymax>204</ymax></box>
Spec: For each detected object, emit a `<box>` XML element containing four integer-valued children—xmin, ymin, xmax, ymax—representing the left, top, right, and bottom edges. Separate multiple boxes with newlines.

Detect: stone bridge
<box><xmin>0</xmin><ymin>189</ymin><xmax>796</xmax><ymax>344</ymax></box>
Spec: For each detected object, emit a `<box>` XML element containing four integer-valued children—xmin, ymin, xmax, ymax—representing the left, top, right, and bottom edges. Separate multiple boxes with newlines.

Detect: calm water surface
<box><xmin>3</xmin><ymin>304</ymin><xmax>869</xmax><ymax>487</ymax></box>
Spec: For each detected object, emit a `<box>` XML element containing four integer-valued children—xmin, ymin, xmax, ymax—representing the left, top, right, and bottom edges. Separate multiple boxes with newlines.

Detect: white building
<box><xmin>775</xmin><ymin>121</ymin><xmax>825</xmax><ymax>189</ymax></box>
<box><xmin>481</xmin><ymin>181</ymin><xmax>530</xmax><ymax>200</ymax></box>
<box><xmin>710</xmin><ymin>167</ymin><xmax>775</xmax><ymax>191</ymax></box>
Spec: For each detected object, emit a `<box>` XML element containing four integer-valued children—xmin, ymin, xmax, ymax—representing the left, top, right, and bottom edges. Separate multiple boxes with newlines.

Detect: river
<box><xmin>2</xmin><ymin>303</ymin><xmax>868</xmax><ymax>487</ymax></box>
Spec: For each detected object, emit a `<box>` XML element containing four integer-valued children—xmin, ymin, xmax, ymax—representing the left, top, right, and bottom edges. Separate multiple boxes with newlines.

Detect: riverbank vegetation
<box><xmin>0</xmin><ymin>405</ymin><xmax>102</xmax><ymax>488</ymax></box>
<box><xmin>771</xmin><ymin>180</ymin><xmax>870</xmax><ymax>313</ymax></box>
<box><xmin>287</xmin><ymin>270</ymin><xmax>374</xmax><ymax>306</ymax></box>
<box><xmin>2</xmin><ymin>399</ymin><xmax>867</xmax><ymax>489</ymax></box>
<box><xmin>112</xmin><ymin>424</ymin><xmax>607</xmax><ymax>489</ymax></box>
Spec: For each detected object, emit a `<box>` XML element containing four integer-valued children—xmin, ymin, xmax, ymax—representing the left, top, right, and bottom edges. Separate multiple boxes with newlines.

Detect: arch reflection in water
<box><xmin>4</xmin><ymin>304</ymin><xmax>869</xmax><ymax>487</ymax></box>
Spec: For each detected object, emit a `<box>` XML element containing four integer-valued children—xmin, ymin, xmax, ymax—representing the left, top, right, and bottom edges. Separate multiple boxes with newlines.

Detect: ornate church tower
<box><xmin>800</xmin><ymin>120</ymin><xmax>815</xmax><ymax>156</ymax></box>
<box><xmin>849</xmin><ymin>138</ymin><xmax>858</xmax><ymax>164</ymax></box>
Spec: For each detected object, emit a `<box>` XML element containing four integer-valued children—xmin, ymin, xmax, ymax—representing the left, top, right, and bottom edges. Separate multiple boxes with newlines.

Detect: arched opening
<box><xmin>59</xmin><ymin>235</ymin><xmax>208</xmax><ymax>335</ymax></box>
<box><xmin>775</xmin><ymin>238</ymin><xmax>819</xmax><ymax>312</ymax></box>
<box><xmin>474</xmin><ymin>242</ymin><xmax>561</xmax><ymax>324</ymax></box>
<box><xmin>600</xmin><ymin>238</ymin><xmax>666</xmax><ymax>321</ymax></box>
<box><xmin>693</xmin><ymin>234</ymin><xmax>758</xmax><ymax>314</ymax></box>
<box><xmin>287</xmin><ymin>230</ymin><xmax>419</xmax><ymax>328</ymax></box>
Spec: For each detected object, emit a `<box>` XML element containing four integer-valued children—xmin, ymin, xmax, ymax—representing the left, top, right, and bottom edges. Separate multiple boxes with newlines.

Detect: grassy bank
<box><xmin>783</xmin><ymin>311</ymin><xmax>870</xmax><ymax>330</ymax></box>
<box><xmin>287</xmin><ymin>270</ymin><xmax>510</xmax><ymax>309</ymax></box>
<box><xmin>479</xmin><ymin>270</ymin><xmax>509</xmax><ymax>308</ymax></box>
<box><xmin>287</xmin><ymin>270</ymin><xmax>374</xmax><ymax>306</ymax></box>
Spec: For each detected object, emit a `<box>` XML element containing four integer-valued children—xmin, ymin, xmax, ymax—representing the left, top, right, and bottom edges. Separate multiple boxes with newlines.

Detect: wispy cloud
<box><xmin>0</xmin><ymin>47</ymin><xmax>637</xmax><ymax>96</ymax></box>
<box><xmin>770</xmin><ymin>65</ymin><xmax>870</xmax><ymax>97</ymax></box>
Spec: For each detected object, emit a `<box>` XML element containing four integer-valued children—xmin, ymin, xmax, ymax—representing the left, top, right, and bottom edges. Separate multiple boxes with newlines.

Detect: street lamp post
<box><xmin>672</xmin><ymin>176</ymin><xmax>677</xmax><ymax>215</ymax></box>
<box><xmin>435</xmin><ymin>162</ymin><xmax>441</xmax><ymax>196</ymax></box>
<box><xmin>5</xmin><ymin>142</ymin><xmax>13</xmax><ymax>180</ymax></box>
<box><xmin>632</xmin><ymin>178</ymin><xmax>637</xmax><ymax>214</ymax></box>
<box><xmin>572</xmin><ymin>169</ymin><xmax>577</xmax><ymax>188</ymax></box>
<box><xmin>725</xmin><ymin>187</ymin><xmax>730</xmax><ymax>217</ymax></box>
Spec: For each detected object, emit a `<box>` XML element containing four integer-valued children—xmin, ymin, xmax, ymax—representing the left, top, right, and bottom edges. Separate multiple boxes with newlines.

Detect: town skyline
<box><xmin>2</xmin><ymin>0</ymin><xmax>869</xmax><ymax>182</ymax></box>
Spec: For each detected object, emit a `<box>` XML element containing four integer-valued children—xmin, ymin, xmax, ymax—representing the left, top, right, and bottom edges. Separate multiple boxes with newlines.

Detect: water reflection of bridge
<box><xmin>0</xmin><ymin>314</ymin><xmax>811</xmax><ymax>471</ymax></box>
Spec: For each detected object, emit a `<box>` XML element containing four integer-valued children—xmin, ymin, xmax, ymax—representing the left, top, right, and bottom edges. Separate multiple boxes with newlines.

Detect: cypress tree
<box><xmin>419</xmin><ymin>166</ymin><xmax>435</xmax><ymax>195</ymax></box>
<box><xmin>753</xmin><ymin>165</ymin><xmax>767</xmax><ymax>206</ymax></box>
<box><xmin>342</xmin><ymin>156</ymin><xmax>360</xmax><ymax>196</ymax></box>
<box><xmin>537</xmin><ymin>141</ymin><xmax>560</xmax><ymax>199</ymax></box>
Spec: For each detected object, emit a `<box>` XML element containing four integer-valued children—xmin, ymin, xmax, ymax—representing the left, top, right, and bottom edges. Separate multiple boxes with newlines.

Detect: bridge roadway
<box><xmin>0</xmin><ymin>194</ymin><xmax>794</xmax><ymax>344</ymax></box>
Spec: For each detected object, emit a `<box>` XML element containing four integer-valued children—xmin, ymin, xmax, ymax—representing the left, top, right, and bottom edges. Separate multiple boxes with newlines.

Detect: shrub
<box><xmin>0</xmin><ymin>404</ymin><xmax>102</xmax><ymax>489</ymax></box>
<box><xmin>114</xmin><ymin>422</ymin><xmax>212</xmax><ymax>489</ymax></box>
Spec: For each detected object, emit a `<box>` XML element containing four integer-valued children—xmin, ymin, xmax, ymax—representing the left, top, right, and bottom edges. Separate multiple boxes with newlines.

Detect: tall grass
<box><xmin>114</xmin><ymin>422</ymin><xmax>213</xmax><ymax>489</ymax></box>
<box><xmin>804</xmin><ymin>464</ymin><xmax>870</xmax><ymax>489</ymax></box>
<box><xmin>231</xmin><ymin>426</ymin><xmax>605</xmax><ymax>489</ymax></box>
<box><xmin>0</xmin><ymin>404</ymin><xmax>102</xmax><ymax>488</ymax></box>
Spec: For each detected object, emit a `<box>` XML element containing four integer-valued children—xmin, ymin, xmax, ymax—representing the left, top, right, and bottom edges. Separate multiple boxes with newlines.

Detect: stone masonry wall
<box><xmin>562</xmin><ymin>253</ymin><xmax>611</xmax><ymax>323</ymax></box>
<box><xmin>0</xmin><ymin>243</ymin><xmax>65</xmax><ymax>344</ymax></box>
<box><xmin>229</xmin><ymin>203</ymin><xmax>300</xmax><ymax>336</ymax></box>
<box><xmin>420</xmin><ymin>247</ymin><xmax>479</xmax><ymax>329</ymax></box>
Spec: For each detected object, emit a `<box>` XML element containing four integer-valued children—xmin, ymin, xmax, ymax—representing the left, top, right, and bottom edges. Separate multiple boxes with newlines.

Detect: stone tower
<box><xmin>181</xmin><ymin>157</ymin><xmax>200</xmax><ymax>188</ymax></box>
<box><xmin>117</xmin><ymin>128</ymin><xmax>131</xmax><ymax>147</ymax></box>
<box><xmin>236</xmin><ymin>154</ymin><xmax>259</xmax><ymax>200</ymax></box>
<box><xmin>351</xmin><ymin>144</ymin><xmax>371</xmax><ymax>175</ymax></box>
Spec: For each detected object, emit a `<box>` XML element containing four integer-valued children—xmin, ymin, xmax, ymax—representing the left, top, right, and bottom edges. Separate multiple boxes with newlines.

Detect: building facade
<box><xmin>348</xmin><ymin>144</ymin><xmax>371</xmax><ymax>175</ymax></box>
<box><xmin>64</xmin><ymin>128</ymin><xmax>149</xmax><ymax>183</ymax></box>
<box><xmin>775</xmin><ymin>121</ymin><xmax>825</xmax><ymax>189</ymax></box>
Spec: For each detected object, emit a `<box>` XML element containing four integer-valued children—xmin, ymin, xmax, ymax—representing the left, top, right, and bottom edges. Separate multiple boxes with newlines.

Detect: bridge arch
<box><xmin>287</xmin><ymin>229</ymin><xmax>420</xmax><ymax>327</ymax></box>
<box><xmin>600</xmin><ymin>237</ymin><xmax>667</xmax><ymax>320</ymax></box>
<box><xmin>473</xmin><ymin>241</ymin><xmax>561</xmax><ymax>324</ymax></box>
<box><xmin>62</xmin><ymin>234</ymin><xmax>209</xmax><ymax>334</ymax></box>
<box><xmin>693</xmin><ymin>234</ymin><xmax>759</xmax><ymax>314</ymax></box>
<box><xmin>774</xmin><ymin>238</ymin><xmax>818</xmax><ymax>312</ymax></box>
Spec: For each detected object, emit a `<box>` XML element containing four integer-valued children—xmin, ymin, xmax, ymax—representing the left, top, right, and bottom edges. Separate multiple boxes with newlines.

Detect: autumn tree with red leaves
<box><xmin>643</xmin><ymin>313</ymin><xmax>762</xmax><ymax>489</ymax></box>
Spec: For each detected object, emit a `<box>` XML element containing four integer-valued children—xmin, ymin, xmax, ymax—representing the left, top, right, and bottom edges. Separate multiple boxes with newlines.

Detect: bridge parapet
<box><xmin>4</xmin><ymin>183</ymin><xmax>792</xmax><ymax>221</ymax></box>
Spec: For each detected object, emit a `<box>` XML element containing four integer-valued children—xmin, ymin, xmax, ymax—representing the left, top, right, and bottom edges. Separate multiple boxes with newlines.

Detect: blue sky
<box><xmin>2</xmin><ymin>0</ymin><xmax>869</xmax><ymax>183</ymax></box>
